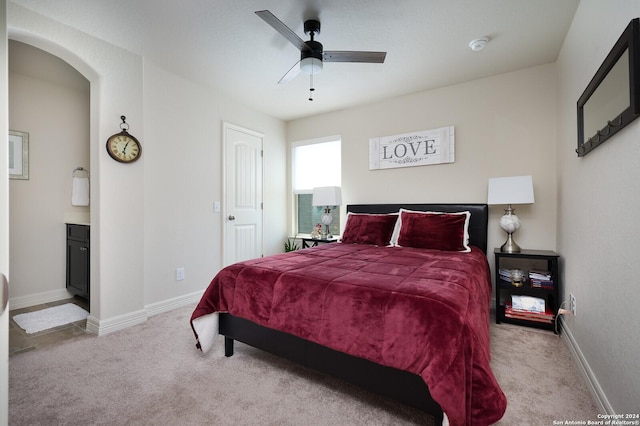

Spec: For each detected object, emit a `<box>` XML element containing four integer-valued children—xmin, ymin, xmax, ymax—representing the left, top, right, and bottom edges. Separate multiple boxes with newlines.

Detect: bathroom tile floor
<box><xmin>9</xmin><ymin>297</ymin><xmax>91</xmax><ymax>357</ymax></box>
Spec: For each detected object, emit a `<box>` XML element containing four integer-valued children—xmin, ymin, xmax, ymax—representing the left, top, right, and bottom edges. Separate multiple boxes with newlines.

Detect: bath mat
<box><xmin>13</xmin><ymin>303</ymin><xmax>89</xmax><ymax>334</ymax></box>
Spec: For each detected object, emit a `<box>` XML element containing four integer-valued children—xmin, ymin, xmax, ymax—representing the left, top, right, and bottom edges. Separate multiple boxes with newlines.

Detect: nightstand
<box><xmin>301</xmin><ymin>237</ymin><xmax>338</xmax><ymax>249</ymax></box>
<box><xmin>494</xmin><ymin>249</ymin><xmax>560</xmax><ymax>333</ymax></box>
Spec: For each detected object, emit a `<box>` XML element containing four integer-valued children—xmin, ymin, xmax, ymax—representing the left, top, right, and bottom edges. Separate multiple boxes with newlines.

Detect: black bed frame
<box><xmin>220</xmin><ymin>204</ymin><xmax>489</xmax><ymax>425</ymax></box>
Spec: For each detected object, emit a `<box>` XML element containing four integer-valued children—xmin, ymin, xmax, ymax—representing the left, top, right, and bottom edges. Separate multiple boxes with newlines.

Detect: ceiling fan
<box><xmin>255</xmin><ymin>10</ymin><xmax>387</xmax><ymax>100</ymax></box>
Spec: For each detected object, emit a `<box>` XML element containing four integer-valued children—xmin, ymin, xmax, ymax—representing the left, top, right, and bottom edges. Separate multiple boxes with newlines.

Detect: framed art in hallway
<box><xmin>9</xmin><ymin>130</ymin><xmax>29</xmax><ymax>180</ymax></box>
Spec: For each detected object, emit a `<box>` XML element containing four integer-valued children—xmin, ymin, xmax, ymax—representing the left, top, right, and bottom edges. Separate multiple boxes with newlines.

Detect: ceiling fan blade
<box><xmin>278</xmin><ymin>60</ymin><xmax>301</xmax><ymax>84</ymax></box>
<box><xmin>255</xmin><ymin>10</ymin><xmax>310</xmax><ymax>52</ymax></box>
<box><xmin>323</xmin><ymin>51</ymin><xmax>387</xmax><ymax>63</ymax></box>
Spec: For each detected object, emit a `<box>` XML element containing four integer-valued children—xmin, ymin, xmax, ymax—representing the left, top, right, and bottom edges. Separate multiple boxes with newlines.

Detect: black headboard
<box><xmin>346</xmin><ymin>203</ymin><xmax>489</xmax><ymax>254</ymax></box>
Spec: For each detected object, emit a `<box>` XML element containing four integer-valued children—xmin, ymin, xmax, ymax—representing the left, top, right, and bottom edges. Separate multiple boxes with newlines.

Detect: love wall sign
<box><xmin>369</xmin><ymin>126</ymin><xmax>455</xmax><ymax>170</ymax></box>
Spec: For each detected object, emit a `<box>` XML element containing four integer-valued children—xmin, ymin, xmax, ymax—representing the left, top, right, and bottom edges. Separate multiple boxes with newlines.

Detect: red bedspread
<box><xmin>191</xmin><ymin>243</ymin><xmax>506</xmax><ymax>425</ymax></box>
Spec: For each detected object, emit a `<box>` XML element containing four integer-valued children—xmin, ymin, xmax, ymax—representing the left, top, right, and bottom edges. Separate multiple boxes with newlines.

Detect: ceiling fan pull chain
<box><xmin>309</xmin><ymin>74</ymin><xmax>315</xmax><ymax>101</ymax></box>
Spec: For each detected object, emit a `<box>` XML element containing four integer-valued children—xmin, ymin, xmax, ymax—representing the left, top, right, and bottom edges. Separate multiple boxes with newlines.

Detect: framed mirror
<box><xmin>577</xmin><ymin>18</ymin><xmax>640</xmax><ymax>157</ymax></box>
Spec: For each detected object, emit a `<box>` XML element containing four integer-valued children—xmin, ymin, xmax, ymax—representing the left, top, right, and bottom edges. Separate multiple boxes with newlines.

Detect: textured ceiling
<box><xmin>9</xmin><ymin>0</ymin><xmax>580</xmax><ymax>121</ymax></box>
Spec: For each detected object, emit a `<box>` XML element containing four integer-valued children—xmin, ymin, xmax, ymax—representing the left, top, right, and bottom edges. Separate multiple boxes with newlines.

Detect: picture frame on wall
<box><xmin>576</xmin><ymin>18</ymin><xmax>640</xmax><ymax>157</ymax></box>
<box><xmin>369</xmin><ymin>126</ymin><xmax>455</xmax><ymax>170</ymax></box>
<box><xmin>9</xmin><ymin>130</ymin><xmax>29</xmax><ymax>180</ymax></box>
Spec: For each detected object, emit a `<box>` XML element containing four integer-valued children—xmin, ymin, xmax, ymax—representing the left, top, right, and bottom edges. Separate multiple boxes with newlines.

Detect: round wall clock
<box><xmin>106</xmin><ymin>116</ymin><xmax>141</xmax><ymax>163</ymax></box>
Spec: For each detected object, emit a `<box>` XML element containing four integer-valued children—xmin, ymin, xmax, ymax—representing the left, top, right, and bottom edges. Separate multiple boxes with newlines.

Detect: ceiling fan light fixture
<box><xmin>300</xmin><ymin>57</ymin><xmax>323</xmax><ymax>74</ymax></box>
<box><xmin>256</xmin><ymin>10</ymin><xmax>386</xmax><ymax>93</ymax></box>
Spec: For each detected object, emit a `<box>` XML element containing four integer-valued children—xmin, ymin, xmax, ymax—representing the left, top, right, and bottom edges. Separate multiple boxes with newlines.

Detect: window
<box><xmin>292</xmin><ymin>136</ymin><xmax>341</xmax><ymax>235</ymax></box>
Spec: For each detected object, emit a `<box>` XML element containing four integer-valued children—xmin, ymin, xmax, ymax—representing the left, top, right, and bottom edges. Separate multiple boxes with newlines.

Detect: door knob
<box><xmin>228</xmin><ymin>215</ymin><xmax>236</xmax><ymax>221</ymax></box>
<box><xmin>1</xmin><ymin>273</ymin><xmax>8</xmax><ymax>315</ymax></box>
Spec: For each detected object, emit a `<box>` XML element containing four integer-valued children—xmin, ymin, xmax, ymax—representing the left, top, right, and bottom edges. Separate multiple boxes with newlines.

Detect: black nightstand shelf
<box><xmin>301</xmin><ymin>237</ymin><xmax>338</xmax><ymax>249</ymax></box>
<box><xmin>494</xmin><ymin>249</ymin><xmax>560</xmax><ymax>333</ymax></box>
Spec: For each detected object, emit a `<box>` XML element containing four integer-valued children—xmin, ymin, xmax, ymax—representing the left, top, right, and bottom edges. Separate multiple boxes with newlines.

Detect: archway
<box><xmin>9</xmin><ymin>30</ymin><xmax>100</xmax><ymax>322</ymax></box>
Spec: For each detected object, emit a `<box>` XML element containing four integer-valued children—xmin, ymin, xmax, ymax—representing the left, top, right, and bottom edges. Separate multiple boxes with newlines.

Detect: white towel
<box><xmin>72</xmin><ymin>176</ymin><xmax>90</xmax><ymax>206</ymax></box>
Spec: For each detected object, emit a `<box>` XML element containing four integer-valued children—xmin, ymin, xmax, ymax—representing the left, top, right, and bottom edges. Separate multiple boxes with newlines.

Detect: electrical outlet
<box><xmin>176</xmin><ymin>267</ymin><xmax>185</xmax><ymax>281</ymax></box>
<box><xmin>569</xmin><ymin>293</ymin><xmax>576</xmax><ymax>316</ymax></box>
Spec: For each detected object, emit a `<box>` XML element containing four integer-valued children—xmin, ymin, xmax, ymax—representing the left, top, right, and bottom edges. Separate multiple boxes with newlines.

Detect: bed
<box><xmin>190</xmin><ymin>203</ymin><xmax>507</xmax><ymax>426</ymax></box>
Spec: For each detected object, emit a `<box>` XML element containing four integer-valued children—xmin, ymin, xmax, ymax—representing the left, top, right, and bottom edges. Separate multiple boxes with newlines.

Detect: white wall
<box><xmin>556</xmin><ymin>0</ymin><xmax>640</xmax><ymax>413</ymax></box>
<box><xmin>1</xmin><ymin>1</ymin><xmax>10</xmax><ymax>423</ymax></box>
<box><xmin>288</xmin><ymin>64</ymin><xmax>559</xmax><ymax>257</ymax></box>
<box><xmin>8</xmin><ymin>45</ymin><xmax>89</xmax><ymax>305</ymax></box>
<box><xmin>142</xmin><ymin>60</ymin><xmax>286</xmax><ymax>309</ymax></box>
<box><xmin>7</xmin><ymin>4</ymin><xmax>287</xmax><ymax>332</ymax></box>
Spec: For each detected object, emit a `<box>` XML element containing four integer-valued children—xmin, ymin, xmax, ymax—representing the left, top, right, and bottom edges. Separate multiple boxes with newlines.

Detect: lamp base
<box><xmin>321</xmin><ymin>208</ymin><xmax>334</xmax><ymax>239</ymax></box>
<box><xmin>324</xmin><ymin>228</ymin><xmax>333</xmax><ymax>239</ymax></box>
<box><xmin>499</xmin><ymin>206</ymin><xmax>522</xmax><ymax>253</ymax></box>
<box><xmin>500</xmin><ymin>233</ymin><xmax>521</xmax><ymax>253</ymax></box>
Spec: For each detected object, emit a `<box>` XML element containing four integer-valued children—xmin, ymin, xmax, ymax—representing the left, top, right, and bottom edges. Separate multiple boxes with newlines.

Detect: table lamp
<box><xmin>487</xmin><ymin>176</ymin><xmax>535</xmax><ymax>253</ymax></box>
<box><xmin>312</xmin><ymin>186</ymin><xmax>342</xmax><ymax>239</ymax></box>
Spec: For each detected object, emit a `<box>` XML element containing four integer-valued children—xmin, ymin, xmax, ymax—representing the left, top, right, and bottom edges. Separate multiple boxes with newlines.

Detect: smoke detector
<box><xmin>469</xmin><ymin>38</ymin><xmax>488</xmax><ymax>52</ymax></box>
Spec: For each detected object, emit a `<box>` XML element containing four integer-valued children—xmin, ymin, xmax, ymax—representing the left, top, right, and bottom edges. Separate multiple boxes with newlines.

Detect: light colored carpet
<box><xmin>9</xmin><ymin>306</ymin><xmax>434</xmax><ymax>425</ymax></box>
<box><xmin>9</xmin><ymin>306</ymin><xmax>598</xmax><ymax>425</ymax></box>
<box><xmin>12</xmin><ymin>303</ymin><xmax>89</xmax><ymax>334</ymax></box>
<box><xmin>490</xmin><ymin>321</ymin><xmax>599</xmax><ymax>424</ymax></box>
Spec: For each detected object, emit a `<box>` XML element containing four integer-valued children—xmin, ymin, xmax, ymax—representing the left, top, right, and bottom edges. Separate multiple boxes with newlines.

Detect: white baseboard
<box><xmin>86</xmin><ymin>309</ymin><xmax>148</xmax><ymax>336</ymax></box>
<box><xmin>144</xmin><ymin>290</ymin><xmax>204</xmax><ymax>317</ymax></box>
<box><xmin>85</xmin><ymin>290</ymin><xmax>204</xmax><ymax>336</ymax></box>
<box><xmin>560</xmin><ymin>317</ymin><xmax>614</xmax><ymax>414</ymax></box>
<box><xmin>9</xmin><ymin>288</ymin><xmax>75</xmax><ymax>310</ymax></box>
<box><xmin>10</xmin><ymin>286</ymin><xmax>203</xmax><ymax>332</ymax></box>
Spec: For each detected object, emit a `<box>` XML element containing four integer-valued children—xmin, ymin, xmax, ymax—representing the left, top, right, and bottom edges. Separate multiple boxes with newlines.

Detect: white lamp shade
<box><xmin>300</xmin><ymin>57</ymin><xmax>323</xmax><ymax>74</ymax></box>
<box><xmin>312</xmin><ymin>186</ymin><xmax>342</xmax><ymax>206</ymax></box>
<box><xmin>487</xmin><ymin>176</ymin><xmax>535</xmax><ymax>205</ymax></box>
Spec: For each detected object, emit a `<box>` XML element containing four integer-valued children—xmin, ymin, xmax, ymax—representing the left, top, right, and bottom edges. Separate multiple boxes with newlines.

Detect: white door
<box><xmin>223</xmin><ymin>123</ymin><xmax>263</xmax><ymax>266</ymax></box>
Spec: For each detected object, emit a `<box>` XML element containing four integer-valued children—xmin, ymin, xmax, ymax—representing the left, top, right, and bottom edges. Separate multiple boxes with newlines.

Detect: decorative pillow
<box><xmin>394</xmin><ymin>209</ymin><xmax>471</xmax><ymax>252</ymax></box>
<box><xmin>341</xmin><ymin>213</ymin><xmax>399</xmax><ymax>246</ymax></box>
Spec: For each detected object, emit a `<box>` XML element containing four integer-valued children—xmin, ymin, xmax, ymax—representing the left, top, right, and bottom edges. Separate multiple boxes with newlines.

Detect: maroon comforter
<box><xmin>191</xmin><ymin>243</ymin><xmax>506</xmax><ymax>425</ymax></box>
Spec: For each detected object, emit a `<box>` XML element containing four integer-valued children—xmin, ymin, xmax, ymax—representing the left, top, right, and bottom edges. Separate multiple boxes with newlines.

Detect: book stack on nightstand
<box><xmin>529</xmin><ymin>270</ymin><xmax>554</xmax><ymax>289</ymax></box>
<box><xmin>505</xmin><ymin>294</ymin><xmax>554</xmax><ymax>324</ymax></box>
<box><xmin>494</xmin><ymin>249</ymin><xmax>560</xmax><ymax>333</ymax></box>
